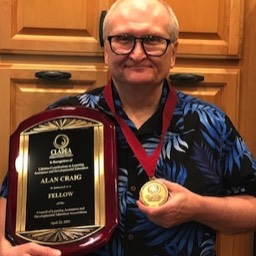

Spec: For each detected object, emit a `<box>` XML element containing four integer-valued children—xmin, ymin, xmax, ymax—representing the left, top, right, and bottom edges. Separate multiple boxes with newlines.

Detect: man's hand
<box><xmin>137</xmin><ymin>179</ymin><xmax>256</xmax><ymax>234</ymax></box>
<box><xmin>137</xmin><ymin>179</ymin><xmax>200</xmax><ymax>228</ymax></box>
<box><xmin>0</xmin><ymin>239</ymin><xmax>62</xmax><ymax>256</ymax></box>
<box><xmin>0</xmin><ymin>197</ymin><xmax>62</xmax><ymax>256</ymax></box>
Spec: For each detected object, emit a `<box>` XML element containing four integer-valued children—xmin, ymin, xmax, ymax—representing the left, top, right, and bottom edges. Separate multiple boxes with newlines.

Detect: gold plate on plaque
<box><xmin>139</xmin><ymin>179</ymin><xmax>169</xmax><ymax>207</ymax></box>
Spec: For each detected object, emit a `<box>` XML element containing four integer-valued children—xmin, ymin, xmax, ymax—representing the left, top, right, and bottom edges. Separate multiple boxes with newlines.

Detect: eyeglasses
<box><xmin>107</xmin><ymin>35</ymin><xmax>172</xmax><ymax>57</ymax></box>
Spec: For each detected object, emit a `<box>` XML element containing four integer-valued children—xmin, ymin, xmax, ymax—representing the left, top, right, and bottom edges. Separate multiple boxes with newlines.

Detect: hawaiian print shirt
<box><xmin>1</xmin><ymin>79</ymin><xmax>256</xmax><ymax>256</ymax></box>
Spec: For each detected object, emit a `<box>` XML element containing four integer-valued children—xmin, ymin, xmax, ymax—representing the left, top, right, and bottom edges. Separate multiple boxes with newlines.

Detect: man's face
<box><xmin>104</xmin><ymin>2</ymin><xmax>178</xmax><ymax>88</ymax></box>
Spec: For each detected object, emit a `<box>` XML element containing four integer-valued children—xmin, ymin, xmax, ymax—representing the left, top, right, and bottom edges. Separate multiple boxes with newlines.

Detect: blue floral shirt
<box><xmin>1</xmin><ymin>79</ymin><xmax>256</xmax><ymax>256</ymax></box>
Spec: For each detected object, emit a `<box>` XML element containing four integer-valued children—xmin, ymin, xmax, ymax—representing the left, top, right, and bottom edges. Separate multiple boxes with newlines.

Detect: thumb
<box><xmin>159</xmin><ymin>179</ymin><xmax>182</xmax><ymax>193</ymax></box>
<box><xmin>26</xmin><ymin>243</ymin><xmax>62</xmax><ymax>256</ymax></box>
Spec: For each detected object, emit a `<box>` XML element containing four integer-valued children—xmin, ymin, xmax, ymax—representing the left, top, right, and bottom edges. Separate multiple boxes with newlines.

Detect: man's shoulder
<box><xmin>176</xmin><ymin>90</ymin><xmax>224</xmax><ymax>114</ymax></box>
<box><xmin>47</xmin><ymin>86</ymin><xmax>105</xmax><ymax>110</ymax></box>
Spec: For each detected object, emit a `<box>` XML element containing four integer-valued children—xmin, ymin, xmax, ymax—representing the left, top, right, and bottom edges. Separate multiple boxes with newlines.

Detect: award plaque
<box><xmin>5</xmin><ymin>107</ymin><xmax>118</xmax><ymax>256</ymax></box>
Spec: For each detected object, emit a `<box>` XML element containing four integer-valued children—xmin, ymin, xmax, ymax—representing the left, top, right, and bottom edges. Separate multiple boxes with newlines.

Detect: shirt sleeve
<box><xmin>46</xmin><ymin>95</ymin><xmax>81</xmax><ymax>109</ymax></box>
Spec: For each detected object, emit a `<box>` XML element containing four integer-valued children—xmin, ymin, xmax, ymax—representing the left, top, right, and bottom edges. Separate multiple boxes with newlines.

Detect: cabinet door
<box><xmin>167</xmin><ymin>0</ymin><xmax>244</xmax><ymax>58</ymax></box>
<box><xmin>0</xmin><ymin>0</ymin><xmax>114</xmax><ymax>55</ymax></box>
<box><xmin>0</xmin><ymin>64</ymin><xmax>108</xmax><ymax>183</ymax></box>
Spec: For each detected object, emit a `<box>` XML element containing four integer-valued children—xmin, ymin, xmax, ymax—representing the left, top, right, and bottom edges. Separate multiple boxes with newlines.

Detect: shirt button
<box><xmin>130</xmin><ymin>185</ymin><xmax>136</xmax><ymax>192</ymax></box>
<box><xmin>128</xmin><ymin>234</ymin><xmax>134</xmax><ymax>240</ymax></box>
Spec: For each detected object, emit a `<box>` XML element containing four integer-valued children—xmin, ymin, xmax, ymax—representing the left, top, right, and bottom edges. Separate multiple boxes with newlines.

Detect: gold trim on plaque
<box><xmin>94</xmin><ymin>125</ymin><xmax>105</xmax><ymax>226</ymax></box>
<box><xmin>15</xmin><ymin>117</ymin><xmax>106</xmax><ymax>244</ymax></box>
<box><xmin>19</xmin><ymin>226</ymin><xmax>101</xmax><ymax>244</ymax></box>
<box><xmin>29</xmin><ymin>118</ymin><xmax>96</xmax><ymax>134</ymax></box>
<box><xmin>16</xmin><ymin>134</ymin><xmax>29</xmax><ymax>233</ymax></box>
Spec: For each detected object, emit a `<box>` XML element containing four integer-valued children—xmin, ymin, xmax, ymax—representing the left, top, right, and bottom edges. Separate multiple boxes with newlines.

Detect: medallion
<box><xmin>139</xmin><ymin>179</ymin><xmax>169</xmax><ymax>207</ymax></box>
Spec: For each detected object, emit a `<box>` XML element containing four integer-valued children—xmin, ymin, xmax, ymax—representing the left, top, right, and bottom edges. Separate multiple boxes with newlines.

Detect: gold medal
<box><xmin>139</xmin><ymin>179</ymin><xmax>169</xmax><ymax>207</ymax></box>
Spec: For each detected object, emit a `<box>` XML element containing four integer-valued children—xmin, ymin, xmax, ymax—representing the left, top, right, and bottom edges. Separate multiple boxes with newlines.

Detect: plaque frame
<box><xmin>6</xmin><ymin>106</ymin><xmax>118</xmax><ymax>256</ymax></box>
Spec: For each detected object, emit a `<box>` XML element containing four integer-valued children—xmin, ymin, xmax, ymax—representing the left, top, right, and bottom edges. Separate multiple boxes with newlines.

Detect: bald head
<box><xmin>103</xmin><ymin>0</ymin><xmax>179</xmax><ymax>42</ymax></box>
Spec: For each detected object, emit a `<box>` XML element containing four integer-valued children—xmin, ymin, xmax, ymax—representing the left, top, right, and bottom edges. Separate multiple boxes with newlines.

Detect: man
<box><xmin>1</xmin><ymin>0</ymin><xmax>256</xmax><ymax>255</ymax></box>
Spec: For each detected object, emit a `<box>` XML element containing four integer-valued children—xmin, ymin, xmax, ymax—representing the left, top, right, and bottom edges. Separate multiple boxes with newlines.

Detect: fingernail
<box><xmin>53</xmin><ymin>249</ymin><xmax>62</xmax><ymax>256</ymax></box>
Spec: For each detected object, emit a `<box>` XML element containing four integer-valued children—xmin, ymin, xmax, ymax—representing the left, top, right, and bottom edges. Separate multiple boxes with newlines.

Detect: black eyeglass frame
<box><xmin>107</xmin><ymin>35</ymin><xmax>172</xmax><ymax>57</ymax></box>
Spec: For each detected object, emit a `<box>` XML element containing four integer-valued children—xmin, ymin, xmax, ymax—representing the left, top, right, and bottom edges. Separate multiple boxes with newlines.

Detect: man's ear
<box><xmin>104</xmin><ymin>44</ymin><xmax>109</xmax><ymax>65</ymax></box>
<box><xmin>170</xmin><ymin>40</ymin><xmax>178</xmax><ymax>68</ymax></box>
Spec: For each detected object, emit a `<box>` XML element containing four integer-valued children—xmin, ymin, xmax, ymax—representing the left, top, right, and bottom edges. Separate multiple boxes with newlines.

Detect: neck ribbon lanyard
<box><xmin>103</xmin><ymin>80</ymin><xmax>177</xmax><ymax>178</ymax></box>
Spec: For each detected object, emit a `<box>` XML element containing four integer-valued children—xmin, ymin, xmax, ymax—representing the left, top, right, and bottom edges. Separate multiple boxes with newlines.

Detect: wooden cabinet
<box><xmin>0</xmin><ymin>63</ymin><xmax>108</xmax><ymax>183</ymax></box>
<box><xmin>0</xmin><ymin>0</ymin><xmax>114</xmax><ymax>182</ymax></box>
<box><xmin>168</xmin><ymin>0</ymin><xmax>244</xmax><ymax>58</ymax></box>
<box><xmin>0</xmin><ymin>0</ymin><xmax>244</xmax><ymax>58</ymax></box>
<box><xmin>0</xmin><ymin>0</ymin><xmax>114</xmax><ymax>55</ymax></box>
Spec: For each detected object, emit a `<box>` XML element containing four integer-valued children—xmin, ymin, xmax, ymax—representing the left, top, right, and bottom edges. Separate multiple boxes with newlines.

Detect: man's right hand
<box><xmin>0</xmin><ymin>239</ymin><xmax>62</xmax><ymax>256</ymax></box>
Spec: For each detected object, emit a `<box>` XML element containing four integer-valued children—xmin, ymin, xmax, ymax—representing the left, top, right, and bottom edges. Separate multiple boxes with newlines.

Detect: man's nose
<box><xmin>129</xmin><ymin>39</ymin><xmax>147</xmax><ymax>59</ymax></box>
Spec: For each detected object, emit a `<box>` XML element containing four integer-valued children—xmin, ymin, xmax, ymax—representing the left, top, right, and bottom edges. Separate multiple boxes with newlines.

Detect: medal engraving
<box><xmin>139</xmin><ymin>180</ymin><xmax>168</xmax><ymax>207</ymax></box>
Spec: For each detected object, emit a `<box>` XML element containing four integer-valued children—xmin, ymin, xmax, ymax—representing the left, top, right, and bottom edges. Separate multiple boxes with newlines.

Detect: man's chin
<box><xmin>125</xmin><ymin>79</ymin><xmax>154</xmax><ymax>86</ymax></box>
<box><xmin>124</xmin><ymin>74</ymin><xmax>155</xmax><ymax>85</ymax></box>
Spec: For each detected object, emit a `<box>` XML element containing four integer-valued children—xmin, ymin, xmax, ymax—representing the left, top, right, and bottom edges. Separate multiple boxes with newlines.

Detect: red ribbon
<box><xmin>104</xmin><ymin>80</ymin><xmax>177</xmax><ymax>178</ymax></box>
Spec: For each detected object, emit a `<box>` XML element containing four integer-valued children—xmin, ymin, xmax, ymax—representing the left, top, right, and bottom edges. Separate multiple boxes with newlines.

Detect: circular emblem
<box><xmin>53</xmin><ymin>134</ymin><xmax>69</xmax><ymax>149</ymax></box>
<box><xmin>139</xmin><ymin>179</ymin><xmax>169</xmax><ymax>207</ymax></box>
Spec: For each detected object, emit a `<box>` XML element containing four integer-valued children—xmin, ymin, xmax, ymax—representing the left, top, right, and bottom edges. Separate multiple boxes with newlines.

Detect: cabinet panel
<box><xmin>0</xmin><ymin>0</ymin><xmax>114</xmax><ymax>55</ymax></box>
<box><xmin>168</xmin><ymin>0</ymin><xmax>244</xmax><ymax>58</ymax></box>
<box><xmin>216</xmin><ymin>233</ymin><xmax>254</xmax><ymax>256</ymax></box>
<box><xmin>0</xmin><ymin>64</ymin><xmax>108</xmax><ymax>183</ymax></box>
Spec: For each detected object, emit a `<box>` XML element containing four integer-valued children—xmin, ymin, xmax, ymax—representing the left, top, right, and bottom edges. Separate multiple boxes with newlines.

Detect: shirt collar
<box><xmin>107</xmin><ymin>79</ymin><xmax>170</xmax><ymax>136</ymax></box>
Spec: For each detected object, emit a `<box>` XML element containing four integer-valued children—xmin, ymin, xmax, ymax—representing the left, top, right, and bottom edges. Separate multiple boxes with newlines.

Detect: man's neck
<box><xmin>113</xmin><ymin>81</ymin><xmax>164</xmax><ymax>129</ymax></box>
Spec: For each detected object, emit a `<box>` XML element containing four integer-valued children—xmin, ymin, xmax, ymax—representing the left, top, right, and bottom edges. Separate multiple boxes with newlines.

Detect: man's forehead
<box><xmin>108</xmin><ymin>13</ymin><xmax>169</xmax><ymax>37</ymax></box>
<box><xmin>111</xmin><ymin>0</ymin><xmax>166</xmax><ymax>16</ymax></box>
<box><xmin>104</xmin><ymin>0</ymin><xmax>171</xmax><ymax>38</ymax></box>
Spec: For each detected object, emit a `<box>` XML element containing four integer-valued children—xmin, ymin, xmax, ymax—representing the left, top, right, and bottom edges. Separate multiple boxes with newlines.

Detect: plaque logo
<box><xmin>50</xmin><ymin>134</ymin><xmax>73</xmax><ymax>159</ymax></box>
<box><xmin>53</xmin><ymin>134</ymin><xmax>69</xmax><ymax>149</ymax></box>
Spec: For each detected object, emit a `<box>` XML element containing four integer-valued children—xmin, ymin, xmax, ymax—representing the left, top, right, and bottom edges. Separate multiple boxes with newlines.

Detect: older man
<box><xmin>1</xmin><ymin>0</ymin><xmax>256</xmax><ymax>255</ymax></box>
